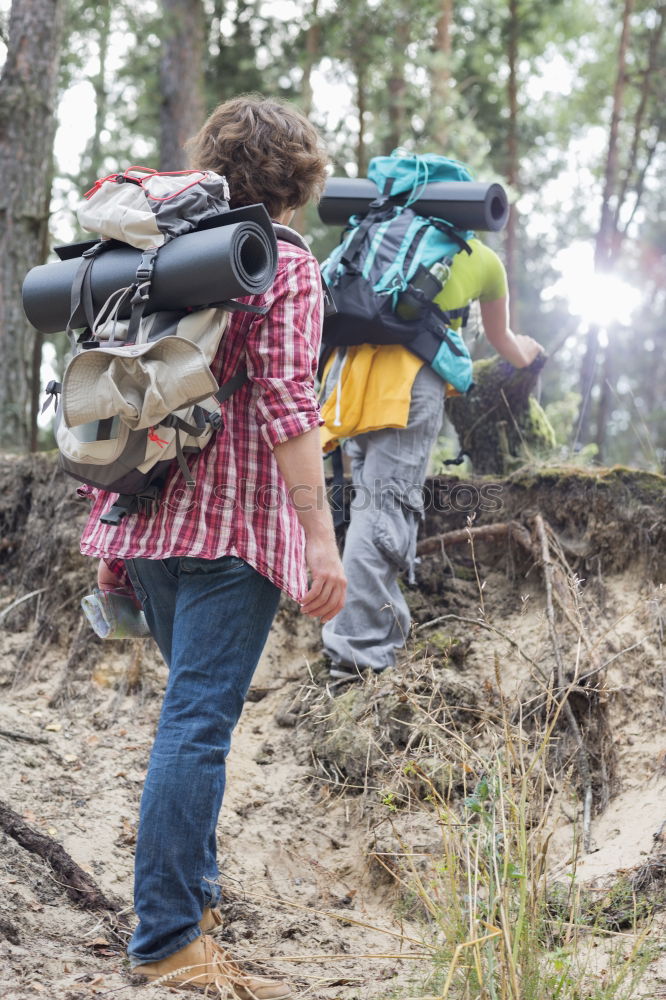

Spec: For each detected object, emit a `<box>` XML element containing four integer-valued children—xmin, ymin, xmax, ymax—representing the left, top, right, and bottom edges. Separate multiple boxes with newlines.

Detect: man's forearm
<box><xmin>273</xmin><ymin>427</ymin><xmax>334</xmax><ymax>539</ymax></box>
<box><xmin>273</xmin><ymin>426</ymin><xmax>346</xmax><ymax>622</ymax></box>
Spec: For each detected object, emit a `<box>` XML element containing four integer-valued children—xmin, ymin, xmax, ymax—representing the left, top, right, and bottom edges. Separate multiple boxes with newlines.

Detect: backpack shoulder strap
<box><xmin>272</xmin><ymin>223</ymin><xmax>310</xmax><ymax>252</ymax></box>
<box><xmin>272</xmin><ymin>222</ymin><xmax>336</xmax><ymax>317</ymax></box>
<box><xmin>338</xmin><ymin>190</ymin><xmax>397</xmax><ymax>271</ymax></box>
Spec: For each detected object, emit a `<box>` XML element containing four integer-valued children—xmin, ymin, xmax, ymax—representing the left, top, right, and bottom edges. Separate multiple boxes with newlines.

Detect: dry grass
<box><xmin>296</xmin><ymin>529</ymin><xmax>666</xmax><ymax>999</ymax></box>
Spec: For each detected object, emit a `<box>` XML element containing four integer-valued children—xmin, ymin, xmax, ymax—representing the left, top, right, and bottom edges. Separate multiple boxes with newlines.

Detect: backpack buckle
<box><xmin>41</xmin><ymin>379</ymin><xmax>62</xmax><ymax>414</ymax></box>
<box><xmin>99</xmin><ymin>485</ymin><xmax>161</xmax><ymax>525</ymax></box>
<box><xmin>135</xmin><ymin>248</ymin><xmax>158</xmax><ymax>283</ymax></box>
<box><xmin>206</xmin><ymin>410</ymin><xmax>223</xmax><ymax>431</ymax></box>
<box><xmin>100</xmin><ymin>494</ymin><xmax>137</xmax><ymax>525</ymax></box>
<box><xmin>136</xmin><ymin>485</ymin><xmax>162</xmax><ymax>515</ymax></box>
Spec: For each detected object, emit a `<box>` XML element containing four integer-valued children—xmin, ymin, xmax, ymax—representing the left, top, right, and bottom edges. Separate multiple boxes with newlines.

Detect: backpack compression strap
<box><xmin>339</xmin><ymin>179</ymin><xmax>396</xmax><ymax>271</ymax></box>
<box><xmin>66</xmin><ymin>240</ymin><xmax>122</xmax><ymax>337</ymax></box>
<box><xmin>99</xmin><ymin>367</ymin><xmax>250</xmax><ymax>527</ymax></box>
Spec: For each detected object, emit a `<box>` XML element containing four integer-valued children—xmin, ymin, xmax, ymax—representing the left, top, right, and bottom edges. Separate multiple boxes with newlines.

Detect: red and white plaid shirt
<box><xmin>80</xmin><ymin>241</ymin><xmax>324</xmax><ymax>603</ymax></box>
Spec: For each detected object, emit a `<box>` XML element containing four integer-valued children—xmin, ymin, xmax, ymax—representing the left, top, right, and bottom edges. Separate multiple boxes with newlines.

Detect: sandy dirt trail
<box><xmin>0</xmin><ymin>609</ymin><xmax>426</xmax><ymax>1000</ymax></box>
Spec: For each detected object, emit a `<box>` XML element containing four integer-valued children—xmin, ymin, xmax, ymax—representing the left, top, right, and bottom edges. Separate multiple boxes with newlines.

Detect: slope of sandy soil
<box><xmin>0</xmin><ymin>606</ymin><xmax>431</xmax><ymax>1000</ymax></box>
<box><xmin>0</xmin><ymin>456</ymin><xmax>665</xmax><ymax>1000</ymax></box>
<box><xmin>2</xmin><ymin>566</ymin><xmax>665</xmax><ymax>999</ymax></box>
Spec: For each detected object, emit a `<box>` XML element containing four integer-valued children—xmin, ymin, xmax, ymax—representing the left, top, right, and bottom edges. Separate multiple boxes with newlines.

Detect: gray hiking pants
<box><xmin>322</xmin><ymin>364</ymin><xmax>445</xmax><ymax>672</ymax></box>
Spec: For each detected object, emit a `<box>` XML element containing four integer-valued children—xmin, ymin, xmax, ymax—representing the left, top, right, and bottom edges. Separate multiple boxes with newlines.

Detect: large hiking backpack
<box><xmin>321</xmin><ymin>152</ymin><xmax>476</xmax><ymax>393</ymax></box>
<box><xmin>36</xmin><ymin>167</ymin><xmax>307</xmax><ymax>526</ymax></box>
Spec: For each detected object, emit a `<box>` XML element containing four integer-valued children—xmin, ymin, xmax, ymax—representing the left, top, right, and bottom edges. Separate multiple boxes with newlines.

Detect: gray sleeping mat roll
<box><xmin>22</xmin><ymin>204</ymin><xmax>278</xmax><ymax>335</ymax></box>
<box><xmin>318</xmin><ymin>178</ymin><xmax>509</xmax><ymax>231</ymax></box>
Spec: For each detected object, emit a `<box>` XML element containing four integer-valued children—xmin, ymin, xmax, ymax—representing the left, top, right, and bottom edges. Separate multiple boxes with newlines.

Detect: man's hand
<box><xmin>272</xmin><ymin>427</ymin><xmax>348</xmax><ymax>623</ymax></box>
<box><xmin>97</xmin><ymin>558</ymin><xmax>122</xmax><ymax>591</ymax></box>
<box><xmin>300</xmin><ymin>535</ymin><xmax>346</xmax><ymax>623</ymax></box>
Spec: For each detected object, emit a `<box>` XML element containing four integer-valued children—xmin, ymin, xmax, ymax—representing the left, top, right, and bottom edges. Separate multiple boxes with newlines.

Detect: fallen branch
<box><xmin>0</xmin><ymin>728</ymin><xmax>49</xmax><ymax>745</ymax></box>
<box><xmin>416</xmin><ymin>520</ymin><xmax>532</xmax><ymax>557</ymax></box>
<box><xmin>0</xmin><ymin>799</ymin><xmax>129</xmax><ymax>939</ymax></box>
<box><xmin>0</xmin><ymin>588</ymin><xmax>46</xmax><ymax>625</ymax></box>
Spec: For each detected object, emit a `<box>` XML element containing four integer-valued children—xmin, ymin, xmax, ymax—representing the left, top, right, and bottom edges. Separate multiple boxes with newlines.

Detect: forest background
<box><xmin>0</xmin><ymin>0</ymin><xmax>664</xmax><ymax>471</ymax></box>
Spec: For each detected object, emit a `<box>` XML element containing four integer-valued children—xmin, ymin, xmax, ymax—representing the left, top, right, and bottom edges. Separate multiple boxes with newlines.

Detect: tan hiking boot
<box><xmin>134</xmin><ymin>933</ymin><xmax>291</xmax><ymax>999</ymax></box>
<box><xmin>200</xmin><ymin>906</ymin><xmax>223</xmax><ymax>933</ymax></box>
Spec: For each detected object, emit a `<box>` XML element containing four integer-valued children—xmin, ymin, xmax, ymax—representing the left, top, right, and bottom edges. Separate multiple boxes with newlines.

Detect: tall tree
<box><xmin>159</xmin><ymin>0</ymin><xmax>205</xmax><ymax>169</ymax></box>
<box><xmin>575</xmin><ymin>0</ymin><xmax>633</xmax><ymax>453</ymax></box>
<box><xmin>291</xmin><ymin>0</ymin><xmax>321</xmax><ymax>234</ymax></box>
<box><xmin>79</xmin><ymin>0</ymin><xmax>112</xmax><ymax>186</ymax></box>
<box><xmin>505</xmin><ymin>0</ymin><xmax>520</xmax><ymax>329</ymax></box>
<box><xmin>430</xmin><ymin>0</ymin><xmax>454</xmax><ymax>148</ymax></box>
<box><xmin>384</xmin><ymin>14</ymin><xmax>410</xmax><ymax>153</ymax></box>
<box><xmin>0</xmin><ymin>0</ymin><xmax>64</xmax><ymax>451</ymax></box>
<box><xmin>300</xmin><ymin>0</ymin><xmax>320</xmax><ymax>118</ymax></box>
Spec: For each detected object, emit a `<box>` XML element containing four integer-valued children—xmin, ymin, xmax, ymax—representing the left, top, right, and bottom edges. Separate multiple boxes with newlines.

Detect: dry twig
<box><xmin>0</xmin><ymin>588</ymin><xmax>46</xmax><ymax>625</ymax></box>
<box><xmin>535</xmin><ymin>514</ymin><xmax>594</xmax><ymax>853</ymax></box>
<box><xmin>0</xmin><ymin>728</ymin><xmax>48</xmax><ymax>745</ymax></box>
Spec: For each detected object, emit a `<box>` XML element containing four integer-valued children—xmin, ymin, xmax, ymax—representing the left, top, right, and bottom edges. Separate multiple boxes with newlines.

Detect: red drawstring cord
<box><xmin>148</xmin><ymin>427</ymin><xmax>169</xmax><ymax>448</ymax></box>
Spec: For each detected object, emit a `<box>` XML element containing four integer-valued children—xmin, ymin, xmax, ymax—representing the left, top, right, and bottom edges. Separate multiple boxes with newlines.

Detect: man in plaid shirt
<box><xmin>82</xmin><ymin>97</ymin><xmax>345</xmax><ymax>997</ymax></box>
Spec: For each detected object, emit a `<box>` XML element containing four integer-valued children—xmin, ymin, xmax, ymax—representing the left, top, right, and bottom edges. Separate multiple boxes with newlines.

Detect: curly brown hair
<box><xmin>186</xmin><ymin>95</ymin><xmax>329</xmax><ymax>220</ymax></box>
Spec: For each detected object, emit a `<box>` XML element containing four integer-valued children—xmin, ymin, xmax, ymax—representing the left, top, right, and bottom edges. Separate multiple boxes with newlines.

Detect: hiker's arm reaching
<box><xmin>273</xmin><ymin>427</ymin><xmax>346</xmax><ymax>623</ymax></box>
<box><xmin>480</xmin><ymin>297</ymin><xmax>542</xmax><ymax>369</ymax></box>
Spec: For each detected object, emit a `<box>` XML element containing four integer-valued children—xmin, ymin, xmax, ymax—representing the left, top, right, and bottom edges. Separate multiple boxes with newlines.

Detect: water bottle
<box><xmin>396</xmin><ymin>259</ymin><xmax>452</xmax><ymax>320</ymax></box>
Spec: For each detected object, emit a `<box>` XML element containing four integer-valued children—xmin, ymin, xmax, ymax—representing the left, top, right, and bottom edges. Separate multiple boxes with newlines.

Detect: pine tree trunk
<box><xmin>291</xmin><ymin>0</ymin><xmax>320</xmax><ymax>234</ymax></box>
<box><xmin>384</xmin><ymin>18</ymin><xmax>409</xmax><ymax>153</ymax></box>
<box><xmin>575</xmin><ymin>323</ymin><xmax>600</xmax><ymax>449</ymax></box>
<box><xmin>159</xmin><ymin>0</ymin><xmax>206</xmax><ymax>170</ymax></box>
<box><xmin>505</xmin><ymin>0</ymin><xmax>520</xmax><ymax>331</ymax></box>
<box><xmin>595</xmin><ymin>0</ymin><xmax>634</xmax><ymax>271</ymax></box>
<box><xmin>594</xmin><ymin>331</ymin><xmax>615</xmax><ymax>463</ymax></box>
<box><xmin>0</xmin><ymin>0</ymin><xmax>64</xmax><ymax>451</ymax></box>
<box><xmin>355</xmin><ymin>57</ymin><xmax>368</xmax><ymax>176</ymax></box>
<box><xmin>613</xmin><ymin>7</ymin><xmax>664</xmax><ymax>248</ymax></box>
<box><xmin>81</xmin><ymin>0</ymin><xmax>112</xmax><ymax>187</ymax></box>
<box><xmin>430</xmin><ymin>0</ymin><xmax>453</xmax><ymax>148</ymax></box>
<box><xmin>300</xmin><ymin>0</ymin><xmax>319</xmax><ymax>117</ymax></box>
<box><xmin>575</xmin><ymin>0</ymin><xmax>634</xmax><ymax>448</ymax></box>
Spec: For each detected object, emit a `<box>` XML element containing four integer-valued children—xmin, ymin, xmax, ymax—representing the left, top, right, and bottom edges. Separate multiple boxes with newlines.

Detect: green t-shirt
<box><xmin>433</xmin><ymin>238</ymin><xmax>508</xmax><ymax>325</ymax></box>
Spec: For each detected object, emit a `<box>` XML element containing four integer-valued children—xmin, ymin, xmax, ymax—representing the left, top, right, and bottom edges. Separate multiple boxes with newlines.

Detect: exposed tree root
<box><xmin>416</xmin><ymin>519</ymin><xmax>532</xmax><ymax>557</ymax></box>
<box><xmin>0</xmin><ymin>799</ymin><xmax>130</xmax><ymax>941</ymax></box>
<box><xmin>534</xmin><ymin>514</ymin><xmax>594</xmax><ymax>853</ymax></box>
<box><xmin>416</xmin><ymin>507</ymin><xmax>617</xmax><ymax>847</ymax></box>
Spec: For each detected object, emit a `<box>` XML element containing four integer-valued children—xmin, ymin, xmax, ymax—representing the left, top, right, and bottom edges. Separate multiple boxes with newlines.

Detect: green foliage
<box><xmin>34</xmin><ymin>0</ymin><xmax>666</xmax><ymax>465</ymax></box>
<box><xmin>206</xmin><ymin>0</ymin><xmax>300</xmax><ymax>109</ymax></box>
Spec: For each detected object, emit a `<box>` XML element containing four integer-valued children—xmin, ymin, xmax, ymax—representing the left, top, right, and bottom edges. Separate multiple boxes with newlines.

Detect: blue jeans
<box><xmin>124</xmin><ymin>555</ymin><xmax>281</xmax><ymax>964</ymax></box>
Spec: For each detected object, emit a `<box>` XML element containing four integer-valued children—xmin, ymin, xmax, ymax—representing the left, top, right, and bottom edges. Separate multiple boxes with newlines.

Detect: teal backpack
<box><xmin>321</xmin><ymin>151</ymin><xmax>475</xmax><ymax>393</ymax></box>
